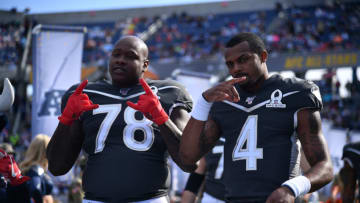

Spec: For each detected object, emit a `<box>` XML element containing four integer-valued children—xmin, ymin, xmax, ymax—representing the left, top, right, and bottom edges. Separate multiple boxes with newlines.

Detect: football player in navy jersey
<box><xmin>46</xmin><ymin>35</ymin><xmax>196</xmax><ymax>202</ymax></box>
<box><xmin>181</xmin><ymin>138</ymin><xmax>226</xmax><ymax>203</ymax></box>
<box><xmin>179</xmin><ymin>32</ymin><xmax>334</xmax><ymax>202</ymax></box>
<box><xmin>341</xmin><ymin>141</ymin><xmax>360</xmax><ymax>203</ymax></box>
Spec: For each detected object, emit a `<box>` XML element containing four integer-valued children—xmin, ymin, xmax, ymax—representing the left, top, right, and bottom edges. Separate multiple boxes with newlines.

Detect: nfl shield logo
<box><xmin>120</xmin><ymin>88</ymin><xmax>130</xmax><ymax>95</ymax></box>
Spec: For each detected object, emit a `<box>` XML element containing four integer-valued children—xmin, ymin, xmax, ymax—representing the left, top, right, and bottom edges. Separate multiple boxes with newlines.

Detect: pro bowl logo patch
<box><xmin>266</xmin><ymin>89</ymin><xmax>286</xmax><ymax>108</ymax></box>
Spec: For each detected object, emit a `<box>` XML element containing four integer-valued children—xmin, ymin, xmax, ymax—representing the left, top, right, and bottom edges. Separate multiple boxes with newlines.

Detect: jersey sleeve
<box><xmin>159</xmin><ymin>80</ymin><xmax>193</xmax><ymax>116</ymax></box>
<box><xmin>342</xmin><ymin>142</ymin><xmax>360</xmax><ymax>168</ymax></box>
<box><xmin>288</xmin><ymin>79</ymin><xmax>323</xmax><ymax>111</ymax></box>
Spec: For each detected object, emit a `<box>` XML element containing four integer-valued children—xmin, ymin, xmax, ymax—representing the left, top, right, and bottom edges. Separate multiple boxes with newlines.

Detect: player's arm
<box><xmin>180</xmin><ymin>117</ymin><xmax>220</xmax><ymax>166</ymax></box>
<box><xmin>181</xmin><ymin>157</ymin><xmax>207</xmax><ymax>203</ymax></box>
<box><xmin>180</xmin><ymin>78</ymin><xmax>244</xmax><ymax>166</ymax></box>
<box><xmin>267</xmin><ymin>108</ymin><xmax>333</xmax><ymax>203</ymax></box>
<box><xmin>297</xmin><ymin>108</ymin><xmax>333</xmax><ymax>192</ymax></box>
<box><xmin>158</xmin><ymin>106</ymin><xmax>197</xmax><ymax>172</ymax></box>
<box><xmin>127</xmin><ymin>79</ymin><xmax>197</xmax><ymax>172</ymax></box>
<box><xmin>47</xmin><ymin>80</ymin><xmax>98</xmax><ymax>176</ymax></box>
<box><xmin>47</xmin><ymin>121</ymin><xmax>84</xmax><ymax>176</ymax></box>
<box><xmin>341</xmin><ymin>160</ymin><xmax>356</xmax><ymax>203</ymax></box>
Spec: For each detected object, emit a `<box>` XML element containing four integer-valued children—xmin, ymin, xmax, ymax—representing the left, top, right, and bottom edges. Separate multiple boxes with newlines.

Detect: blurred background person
<box><xmin>6</xmin><ymin>134</ymin><xmax>53</xmax><ymax>203</ymax></box>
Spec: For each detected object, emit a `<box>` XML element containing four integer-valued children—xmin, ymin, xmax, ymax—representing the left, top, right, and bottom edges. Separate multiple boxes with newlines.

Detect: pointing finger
<box><xmin>126</xmin><ymin>101</ymin><xmax>140</xmax><ymax>110</ymax></box>
<box><xmin>75</xmin><ymin>80</ymin><xmax>88</xmax><ymax>95</ymax></box>
<box><xmin>139</xmin><ymin>78</ymin><xmax>154</xmax><ymax>96</ymax></box>
<box><xmin>226</xmin><ymin>77</ymin><xmax>246</xmax><ymax>85</ymax></box>
<box><xmin>230</xmin><ymin>86</ymin><xmax>240</xmax><ymax>102</ymax></box>
<box><xmin>83</xmin><ymin>104</ymin><xmax>99</xmax><ymax>111</ymax></box>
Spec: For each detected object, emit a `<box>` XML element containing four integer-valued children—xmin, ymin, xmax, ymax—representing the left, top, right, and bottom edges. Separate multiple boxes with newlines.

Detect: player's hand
<box><xmin>0</xmin><ymin>149</ymin><xmax>30</xmax><ymax>186</ymax></box>
<box><xmin>266</xmin><ymin>186</ymin><xmax>295</xmax><ymax>203</ymax></box>
<box><xmin>127</xmin><ymin>78</ymin><xmax>169</xmax><ymax>125</ymax></box>
<box><xmin>58</xmin><ymin>80</ymin><xmax>99</xmax><ymax>125</ymax></box>
<box><xmin>202</xmin><ymin>77</ymin><xmax>246</xmax><ymax>103</ymax></box>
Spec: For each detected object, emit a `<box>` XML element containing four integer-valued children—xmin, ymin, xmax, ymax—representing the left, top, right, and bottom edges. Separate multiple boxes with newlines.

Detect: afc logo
<box><xmin>38</xmin><ymin>90</ymin><xmax>66</xmax><ymax>116</ymax></box>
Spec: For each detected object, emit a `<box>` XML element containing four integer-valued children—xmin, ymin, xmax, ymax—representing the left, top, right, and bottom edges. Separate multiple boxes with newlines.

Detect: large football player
<box><xmin>181</xmin><ymin>138</ymin><xmax>226</xmax><ymax>203</ymax></box>
<box><xmin>46</xmin><ymin>36</ymin><xmax>196</xmax><ymax>202</ymax></box>
<box><xmin>179</xmin><ymin>32</ymin><xmax>334</xmax><ymax>202</ymax></box>
<box><xmin>341</xmin><ymin>141</ymin><xmax>360</xmax><ymax>203</ymax></box>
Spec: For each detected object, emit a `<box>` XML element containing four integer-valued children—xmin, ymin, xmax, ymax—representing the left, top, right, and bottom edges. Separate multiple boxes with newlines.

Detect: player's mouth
<box><xmin>112</xmin><ymin>66</ymin><xmax>127</xmax><ymax>74</ymax></box>
<box><xmin>233</xmin><ymin>73</ymin><xmax>248</xmax><ymax>84</ymax></box>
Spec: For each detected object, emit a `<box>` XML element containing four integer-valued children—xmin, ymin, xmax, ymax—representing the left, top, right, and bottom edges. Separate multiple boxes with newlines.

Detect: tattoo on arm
<box><xmin>199</xmin><ymin>119</ymin><xmax>220</xmax><ymax>156</ymax></box>
<box><xmin>300</xmin><ymin>109</ymin><xmax>325</xmax><ymax>165</ymax></box>
<box><xmin>298</xmin><ymin>108</ymin><xmax>333</xmax><ymax>191</ymax></box>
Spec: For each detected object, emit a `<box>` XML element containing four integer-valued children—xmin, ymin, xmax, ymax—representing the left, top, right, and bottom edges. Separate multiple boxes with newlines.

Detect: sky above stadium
<box><xmin>1</xmin><ymin>0</ymin><xmax>229</xmax><ymax>14</ymax></box>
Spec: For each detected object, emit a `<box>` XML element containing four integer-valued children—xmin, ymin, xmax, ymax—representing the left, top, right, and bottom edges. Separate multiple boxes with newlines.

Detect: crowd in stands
<box><xmin>319</xmin><ymin>68</ymin><xmax>360</xmax><ymax>131</ymax></box>
<box><xmin>0</xmin><ymin>21</ymin><xmax>25</xmax><ymax>69</ymax></box>
<box><xmin>77</xmin><ymin>1</ymin><xmax>360</xmax><ymax>65</ymax></box>
<box><xmin>0</xmin><ymin>1</ymin><xmax>360</xmax><ymax>202</ymax></box>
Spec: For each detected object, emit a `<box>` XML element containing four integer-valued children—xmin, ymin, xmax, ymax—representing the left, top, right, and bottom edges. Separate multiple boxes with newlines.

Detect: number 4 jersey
<box><xmin>209</xmin><ymin>74</ymin><xmax>323</xmax><ymax>201</ymax></box>
<box><xmin>61</xmin><ymin>79</ymin><xmax>193</xmax><ymax>202</ymax></box>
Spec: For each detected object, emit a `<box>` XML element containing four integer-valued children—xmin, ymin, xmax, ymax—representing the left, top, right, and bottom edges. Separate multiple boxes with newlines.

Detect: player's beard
<box><xmin>238</xmin><ymin>75</ymin><xmax>264</xmax><ymax>92</ymax></box>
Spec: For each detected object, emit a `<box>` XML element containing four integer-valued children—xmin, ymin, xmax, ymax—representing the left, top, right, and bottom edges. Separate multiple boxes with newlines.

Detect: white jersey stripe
<box><xmin>223</xmin><ymin>91</ymin><xmax>299</xmax><ymax>113</ymax></box>
<box><xmin>71</xmin><ymin>85</ymin><xmax>180</xmax><ymax>101</ymax></box>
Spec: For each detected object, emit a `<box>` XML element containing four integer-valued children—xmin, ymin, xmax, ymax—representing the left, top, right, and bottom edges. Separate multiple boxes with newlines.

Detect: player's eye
<box><xmin>126</xmin><ymin>53</ymin><xmax>137</xmax><ymax>59</ymax></box>
<box><xmin>237</xmin><ymin>55</ymin><xmax>250</xmax><ymax>64</ymax></box>
<box><xmin>111</xmin><ymin>51</ymin><xmax>120</xmax><ymax>57</ymax></box>
<box><xmin>226</xmin><ymin>61</ymin><xmax>234</xmax><ymax>69</ymax></box>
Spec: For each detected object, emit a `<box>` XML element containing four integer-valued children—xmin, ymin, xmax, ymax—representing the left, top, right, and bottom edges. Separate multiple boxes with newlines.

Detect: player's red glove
<box><xmin>0</xmin><ymin>149</ymin><xmax>30</xmax><ymax>186</ymax></box>
<box><xmin>127</xmin><ymin>78</ymin><xmax>169</xmax><ymax>125</ymax></box>
<box><xmin>58</xmin><ymin>80</ymin><xmax>99</xmax><ymax>125</ymax></box>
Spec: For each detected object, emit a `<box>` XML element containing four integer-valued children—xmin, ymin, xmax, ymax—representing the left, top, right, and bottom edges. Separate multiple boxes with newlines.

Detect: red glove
<box><xmin>127</xmin><ymin>78</ymin><xmax>169</xmax><ymax>125</ymax></box>
<box><xmin>58</xmin><ymin>80</ymin><xmax>99</xmax><ymax>125</ymax></box>
<box><xmin>0</xmin><ymin>149</ymin><xmax>30</xmax><ymax>186</ymax></box>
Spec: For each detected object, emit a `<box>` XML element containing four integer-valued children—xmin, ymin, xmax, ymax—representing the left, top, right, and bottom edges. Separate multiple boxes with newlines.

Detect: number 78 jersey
<box><xmin>61</xmin><ymin>79</ymin><xmax>193</xmax><ymax>202</ymax></box>
<box><xmin>209</xmin><ymin>75</ymin><xmax>322</xmax><ymax>200</ymax></box>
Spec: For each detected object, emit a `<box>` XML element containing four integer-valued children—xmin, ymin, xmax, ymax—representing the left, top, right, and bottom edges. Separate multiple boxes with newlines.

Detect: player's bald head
<box><xmin>116</xmin><ymin>35</ymin><xmax>149</xmax><ymax>59</ymax></box>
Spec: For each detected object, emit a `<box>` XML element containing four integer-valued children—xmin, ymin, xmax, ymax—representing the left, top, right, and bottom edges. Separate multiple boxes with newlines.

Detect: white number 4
<box><xmin>232</xmin><ymin>115</ymin><xmax>263</xmax><ymax>171</ymax></box>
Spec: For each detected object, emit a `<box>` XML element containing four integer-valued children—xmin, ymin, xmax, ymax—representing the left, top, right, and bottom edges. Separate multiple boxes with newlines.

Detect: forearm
<box><xmin>181</xmin><ymin>191</ymin><xmax>197</xmax><ymax>203</ymax></box>
<box><xmin>342</xmin><ymin>187</ymin><xmax>355</xmax><ymax>203</ymax></box>
<box><xmin>297</xmin><ymin>109</ymin><xmax>334</xmax><ymax>192</ymax></box>
<box><xmin>179</xmin><ymin>118</ymin><xmax>207</xmax><ymax>166</ymax></box>
<box><xmin>301</xmin><ymin>132</ymin><xmax>333</xmax><ymax>192</ymax></box>
<box><xmin>303</xmin><ymin>160</ymin><xmax>333</xmax><ymax>192</ymax></box>
<box><xmin>46</xmin><ymin>121</ymin><xmax>84</xmax><ymax>175</ymax></box>
<box><xmin>159</xmin><ymin>120</ymin><xmax>196</xmax><ymax>172</ymax></box>
<box><xmin>341</xmin><ymin>164</ymin><xmax>356</xmax><ymax>203</ymax></box>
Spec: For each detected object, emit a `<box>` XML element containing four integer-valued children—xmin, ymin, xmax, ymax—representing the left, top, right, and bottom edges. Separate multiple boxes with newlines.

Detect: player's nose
<box><xmin>113</xmin><ymin>54</ymin><xmax>127</xmax><ymax>65</ymax></box>
<box><xmin>230</xmin><ymin>63</ymin><xmax>244</xmax><ymax>75</ymax></box>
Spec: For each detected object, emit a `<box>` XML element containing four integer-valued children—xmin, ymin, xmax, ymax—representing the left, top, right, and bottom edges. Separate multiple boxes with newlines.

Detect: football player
<box><xmin>181</xmin><ymin>138</ymin><xmax>226</xmax><ymax>203</ymax></box>
<box><xmin>341</xmin><ymin>141</ymin><xmax>360</xmax><ymax>203</ymax></box>
<box><xmin>179</xmin><ymin>32</ymin><xmax>334</xmax><ymax>202</ymax></box>
<box><xmin>46</xmin><ymin>36</ymin><xmax>196</xmax><ymax>202</ymax></box>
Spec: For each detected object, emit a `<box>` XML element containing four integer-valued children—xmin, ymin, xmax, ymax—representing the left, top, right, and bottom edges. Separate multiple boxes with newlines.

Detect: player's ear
<box><xmin>260</xmin><ymin>51</ymin><xmax>268</xmax><ymax>63</ymax></box>
<box><xmin>142</xmin><ymin>59</ymin><xmax>149</xmax><ymax>72</ymax></box>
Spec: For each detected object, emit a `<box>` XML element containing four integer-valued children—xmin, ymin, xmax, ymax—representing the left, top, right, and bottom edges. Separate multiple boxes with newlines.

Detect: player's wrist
<box><xmin>153</xmin><ymin>108</ymin><xmax>169</xmax><ymax>125</ymax></box>
<box><xmin>58</xmin><ymin>115</ymin><xmax>75</xmax><ymax>125</ymax></box>
<box><xmin>191</xmin><ymin>95</ymin><xmax>213</xmax><ymax>121</ymax></box>
<box><xmin>281</xmin><ymin>175</ymin><xmax>311</xmax><ymax>198</ymax></box>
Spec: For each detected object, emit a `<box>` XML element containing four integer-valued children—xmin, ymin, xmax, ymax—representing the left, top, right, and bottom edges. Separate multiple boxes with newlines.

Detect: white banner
<box><xmin>31</xmin><ymin>25</ymin><xmax>85</xmax><ymax>139</ymax></box>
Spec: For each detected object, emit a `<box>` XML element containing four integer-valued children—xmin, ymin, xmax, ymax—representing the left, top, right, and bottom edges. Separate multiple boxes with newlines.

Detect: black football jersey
<box><xmin>342</xmin><ymin>141</ymin><xmax>360</xmax><ymax>200</ymax></box>
<box><xmin>209</xmin><ymin>74</ymin><xmax>322</xmax><ymax>201</ymax></box>
<box><xmin>204</xmin><ymin>138</ymin><xmax>226</xmax><ymax>201</ymax></box>
<box><xmin>61</xmin><ymin>79</ymin><xmax>192</xmax><ymax>202</ymax></box>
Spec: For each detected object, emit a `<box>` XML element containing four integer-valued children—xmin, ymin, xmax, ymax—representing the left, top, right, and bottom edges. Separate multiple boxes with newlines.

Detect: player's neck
<box><xmin>242</xmin><ymin>72</ymin><xmax>269</xmax><ymax>93</ymax></box>
<box><xmin>111</xmin><ymin>80</ymin><xmax>137</xmax><ymax>88</ymax></box>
